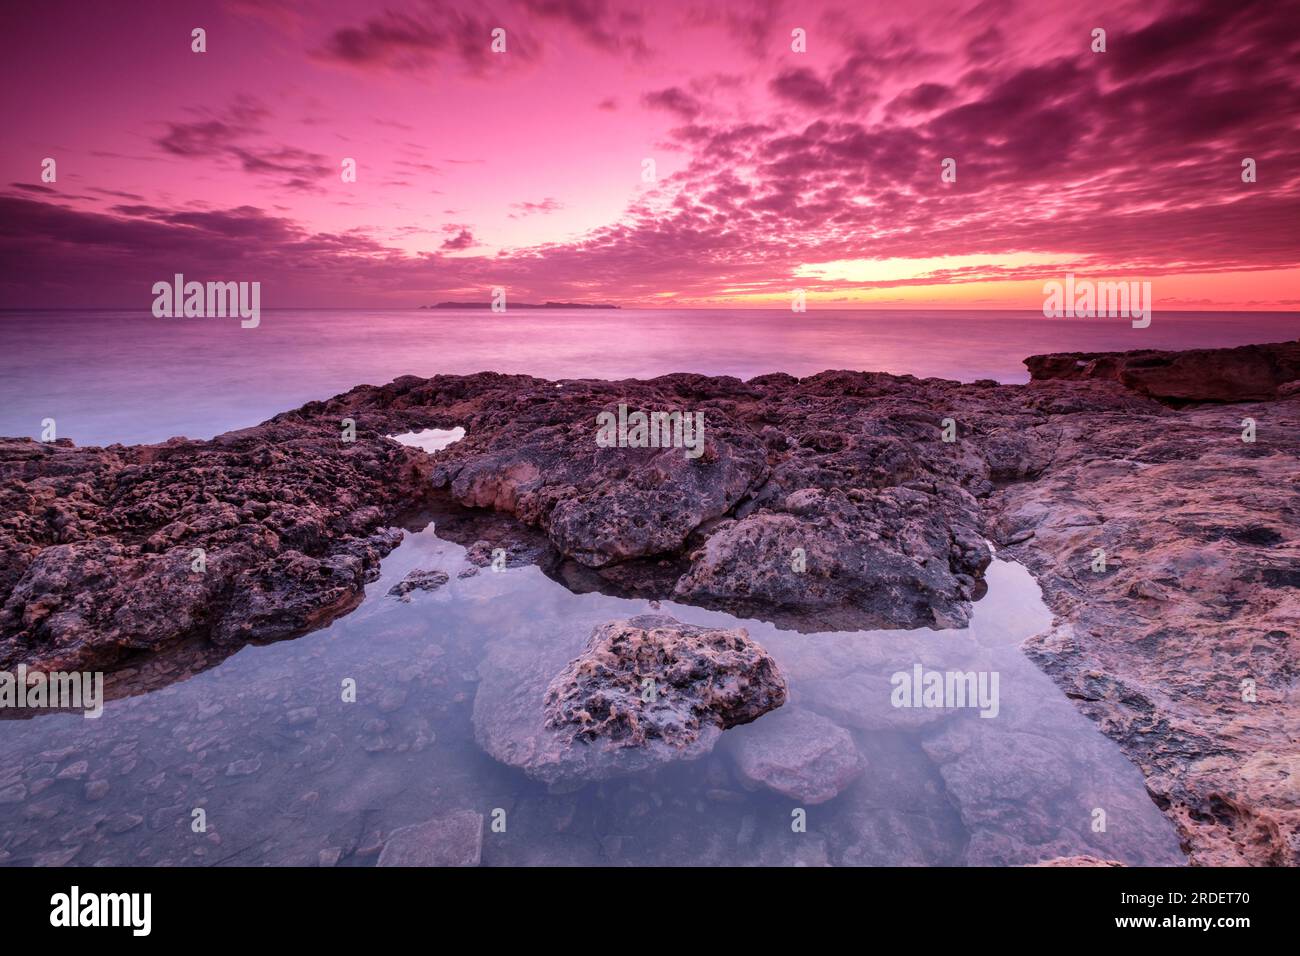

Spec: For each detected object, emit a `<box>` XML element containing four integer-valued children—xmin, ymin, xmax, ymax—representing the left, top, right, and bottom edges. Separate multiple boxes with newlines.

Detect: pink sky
<box><xmin>1</xmin><ymin>0</ymin><xmax>1298</xmax><ymax>309</ymax></box>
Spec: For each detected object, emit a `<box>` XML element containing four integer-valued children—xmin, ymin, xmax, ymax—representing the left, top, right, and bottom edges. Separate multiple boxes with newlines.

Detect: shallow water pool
<box><xmin>0</xmin><ymin>521</ymin><xmax>1184</xmax><ymax>867</ymax></box>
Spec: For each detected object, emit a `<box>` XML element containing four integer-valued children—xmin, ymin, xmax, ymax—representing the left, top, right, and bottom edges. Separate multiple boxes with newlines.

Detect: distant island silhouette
<box><xmin>423</xmin><ymin>301</ymin><xmax>620</xmax><ymax>310</ymax></box>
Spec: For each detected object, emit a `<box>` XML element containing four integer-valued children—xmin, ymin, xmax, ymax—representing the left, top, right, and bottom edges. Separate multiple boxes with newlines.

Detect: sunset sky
<box><xmin>2</xmin><ymin>0</ymin><xmax>1298</xmax><ymax>309</ymax></box>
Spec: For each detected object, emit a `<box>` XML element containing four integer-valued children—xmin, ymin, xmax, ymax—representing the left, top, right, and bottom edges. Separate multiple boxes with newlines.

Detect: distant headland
<box><xmin>423</xmin><ymin>301</ymin><xmax>620</xmax><ymax>310</ymax></box>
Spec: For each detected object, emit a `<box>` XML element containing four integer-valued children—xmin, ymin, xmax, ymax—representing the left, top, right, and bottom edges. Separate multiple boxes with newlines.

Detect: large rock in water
<box><xmin>672</xmin><ymin>499</ymin><xmax>984</xmax><ymax>630</ymax></box>
<box><xmin>474</xmin><ymin>614</ymin><xmax>787</xmax><ymax>784</ymax></box>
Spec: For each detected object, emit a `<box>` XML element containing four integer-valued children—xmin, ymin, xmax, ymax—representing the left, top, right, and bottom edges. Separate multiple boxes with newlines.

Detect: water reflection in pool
<box><xmin>0</xmin><ymin>523</ymin><xmax>1184</xmax><ymax>867</ymax></box>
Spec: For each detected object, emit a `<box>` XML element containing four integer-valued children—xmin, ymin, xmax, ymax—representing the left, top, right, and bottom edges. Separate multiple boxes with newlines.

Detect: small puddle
<box><xmin>388</xmin><ymin>428</ymin><xmax>465</xmax><ymax>453</ymax></box>
<box><xmin>0</xmin><ymin>523</ymin><xmax>1184</xmax><ymax>867</ymax></box>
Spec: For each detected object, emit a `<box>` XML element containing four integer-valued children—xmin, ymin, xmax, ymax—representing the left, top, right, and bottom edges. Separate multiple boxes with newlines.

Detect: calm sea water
<box><xmin>1</xmin><ymin>308</ymin><xmax>1295</xmax><ymax>446</ymax></box>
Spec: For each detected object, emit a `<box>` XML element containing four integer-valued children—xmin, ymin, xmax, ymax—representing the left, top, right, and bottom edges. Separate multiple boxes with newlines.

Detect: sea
<box><xmin>1</xmin><ymin>308</ymin><xmax>1294</xmax><ymax>446</ymax></box>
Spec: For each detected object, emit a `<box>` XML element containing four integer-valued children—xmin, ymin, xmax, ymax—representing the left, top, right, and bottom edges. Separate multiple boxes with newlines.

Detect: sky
<box><xmin>1</xmin><ymin>0</ymin><xmax>1298</xmax><ymax>310</ymax></box>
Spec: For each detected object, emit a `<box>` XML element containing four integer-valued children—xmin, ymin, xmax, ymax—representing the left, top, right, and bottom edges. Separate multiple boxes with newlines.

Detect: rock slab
<box><xmin>727</xmin><ymin>706</ymin><xmax>863</xmax><ymax>804</ymax></box>
<box><xmin>377</xmin><ymin>811</ymin><xmax>483</xmax><ymax>867</ymax></box>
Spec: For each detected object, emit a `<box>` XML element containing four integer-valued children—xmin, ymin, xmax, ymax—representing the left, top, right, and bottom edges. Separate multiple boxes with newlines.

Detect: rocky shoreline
<box><xmin>1</xmin><ymin>341</ymin><xmax>1296</xmax><ymax>865</ymax></box>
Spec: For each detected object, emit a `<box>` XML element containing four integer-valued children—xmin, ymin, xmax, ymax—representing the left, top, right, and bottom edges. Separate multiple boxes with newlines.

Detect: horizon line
<box><xmin>3</xmin><ymin>306</ymin><xmax>1299</xmax><ymax>315</ymax></box>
